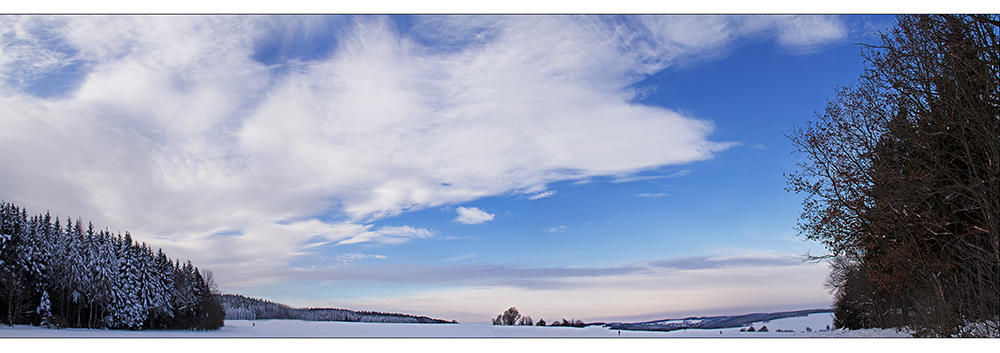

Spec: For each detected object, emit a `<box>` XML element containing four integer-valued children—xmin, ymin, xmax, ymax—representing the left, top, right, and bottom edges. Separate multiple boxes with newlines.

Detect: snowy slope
<box><xmin>607</xmin><ymin>308</ymin><xmax>833</xmax><ymax>331</ymax></box>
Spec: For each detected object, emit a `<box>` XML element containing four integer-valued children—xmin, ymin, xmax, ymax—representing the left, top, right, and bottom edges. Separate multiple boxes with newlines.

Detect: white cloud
<box><xmin>337</xmin><ymin>225</ymin><xmax>436</xmax><ymax>245</ymax></box>
<box><xmin>636</xmin><ymin>193</ymin><xmax>669</xmax><ymax>198</ymax></box>
<box><xmin>546</xmin><ymin>225</ymin><xmax>567</xmax><ymax>232</ymax></box>
<box><xmin>772</xmin><ymin>15</ymin><xmax>848</xmax><ymax>53</ymax></box>
<box><xmin>528</xmin><ymin>190</ymin><xmax>557</xmax><ymax>200</ymax></box>
<box><xmin>454</xmin><ymin>206</ymin><xmax>495</xmax><ymax>225</ymax></box>
<box><xmin>611</xmin><ymin>175</ymin><xmax>664</xmax><ymax>183</ymax></box>
<box><xmin>443</xmin><ymin>253</ymin><xmax>478</xmax><ymax>262</ymax></box>
<box><xmin>666</xmin><ymin>169</ymin><xmax>691</xmax><ymax>178</ymax></box>
<box><xmin>337</xmin><ymin>253</ymin><xmax>388</xmax><ymax>263</ymax></box>
<box><xmin>637</xmin><ymin>15</ymin><xmax>847</xmax><ymax>58</ymax></box>
<box><xmin>153</xmin><ymin>220</ymin><xmax>430</xmax><ymax>286</ymax></box>
<box><xmin>0</xmin><ymin>15</ymin><xmax>848</xmax><ymax>288</ymax></box>
<box><xmin>611</xmin><ymin>170</ymin><xmax>688</xmax><ymax>183</ymax></box>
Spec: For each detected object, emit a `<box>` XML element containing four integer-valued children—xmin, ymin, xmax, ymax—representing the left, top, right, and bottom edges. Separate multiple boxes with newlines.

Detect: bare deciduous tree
<box><xmin>501</xmin><ymin>307</ymin><xmax>520</xmax><ymax>326</ymax></box>
<box><xmin>789</xmin><ymin>14</ymin><xmax>999</xmax><ymax>337</ymax></box>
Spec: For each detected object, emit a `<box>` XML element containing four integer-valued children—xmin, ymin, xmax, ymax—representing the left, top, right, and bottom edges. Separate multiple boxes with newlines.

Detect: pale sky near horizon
<box><xmin>0</xmin><ymin>14</ymin><xmax>898</xmax><ymax>323</ymax></box>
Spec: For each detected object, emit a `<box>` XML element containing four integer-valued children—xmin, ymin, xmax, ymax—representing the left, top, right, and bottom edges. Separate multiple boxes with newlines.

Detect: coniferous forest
<box><xmin>220</xmin><ymin>294</ymin><xmax>456</xmax><ymax>323</ymax></box>
<box><xmin>0</xmin><ymin>200</ymin><xmax>225</xmax><ymax>330</ymax></box>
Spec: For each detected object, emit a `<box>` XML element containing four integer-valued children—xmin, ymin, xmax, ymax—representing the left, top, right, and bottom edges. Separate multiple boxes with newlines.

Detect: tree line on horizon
<box><xmin>220</xmin><ymin>293</ymin><xmax>456</xmax><ymax>323</ymax></box>
<box><xmin>787</xmin><ymin>15</ymin><xmax>999</xmax><ymax>337</ymax></box>
<box><xmin>0</xmin><ymin>200</ymin><xmax>225</xmax><ymax>330</ymax></box>
<box><xmin>491</xmin><ymin>307</ymin><xmax>585</xmax><ymax>327</ymax></box>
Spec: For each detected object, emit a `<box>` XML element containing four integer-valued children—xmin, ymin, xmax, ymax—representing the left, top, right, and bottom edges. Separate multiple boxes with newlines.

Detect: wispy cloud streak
<box><xmin>295</xmin><ymin>253</ymin><xmax>832</xmax><ymax>322</ymax></box>
<box><xmin>288</xmin><ymin>253</ymin><xmax>813</xmax><ymax>288</ymax></box>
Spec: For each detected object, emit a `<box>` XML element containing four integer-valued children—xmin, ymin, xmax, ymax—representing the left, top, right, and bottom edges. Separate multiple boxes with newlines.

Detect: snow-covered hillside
<box><xmin>0</xmin><ymin>312</ymin><xmax>913</xmax><ymax>337</ymax></box>
<box><xmin>607</xmin><ymin>308</ymin><xmax>833</xmax><ymax>332</ymax></box>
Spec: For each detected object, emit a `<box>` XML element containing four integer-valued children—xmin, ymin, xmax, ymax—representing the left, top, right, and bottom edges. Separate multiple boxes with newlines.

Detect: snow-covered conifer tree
<box><xmin>1</xmin><ymin>200</ymin><xmax>224</xmax><ymax>330</ymax></box>
<box><xmin>37</xmin><ymin>290</ymin><xmax>52</xmax><ymax>327</ymax></box>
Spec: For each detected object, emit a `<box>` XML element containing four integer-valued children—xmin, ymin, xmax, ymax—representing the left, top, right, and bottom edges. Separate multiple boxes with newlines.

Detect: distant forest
<box><xmin>0</xmin><ymin>200</ymin><xmax>225</xmax><ymax>330</ymax></box>
<box><xmin>221</xmin><ymin>294</ymin><xmax>456</xmax><ymax>324</ymax></box>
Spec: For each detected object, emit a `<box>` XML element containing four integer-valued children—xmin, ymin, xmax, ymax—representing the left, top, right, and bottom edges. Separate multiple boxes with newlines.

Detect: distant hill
<box><xmin>220</xmin><ymin>294</ymin><xmax>456</xmax><ymax>324</ymax></box>
<box><xmin>606</xmin><ymin>308</ymin><xmax>833</xmax><ymax>332</ymax></box>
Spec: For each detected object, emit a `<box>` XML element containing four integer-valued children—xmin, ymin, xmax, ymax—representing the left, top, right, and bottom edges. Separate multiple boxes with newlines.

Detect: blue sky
<box><xmin>0</xmin><ymin>15</ymin><xmax>896</xmax><ymax>323</ymax></box>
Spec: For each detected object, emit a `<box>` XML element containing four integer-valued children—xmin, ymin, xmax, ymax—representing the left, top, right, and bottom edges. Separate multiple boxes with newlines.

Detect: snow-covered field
<box><xmin>0</xmin><ymin>312</ymin><xmax>913</xmax><ymax>337</ymax></box>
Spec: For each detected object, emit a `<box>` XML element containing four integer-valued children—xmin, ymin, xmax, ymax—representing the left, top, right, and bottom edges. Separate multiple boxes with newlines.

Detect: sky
<box><xmin>0</xmin><ymin>14</ymin><xmax>899</xmax><ymax>323</ymax></box>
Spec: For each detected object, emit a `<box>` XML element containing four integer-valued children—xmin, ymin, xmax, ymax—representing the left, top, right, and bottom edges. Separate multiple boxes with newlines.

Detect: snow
<box><xmin>641</xmin><ymin>312</ymin><xmax>912</xmax><ymax>337</ymax></box>
<box><xmin>0</xmin><ymin>313</ymin><xmax>915</xmax><ymax>337</ymax></box>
